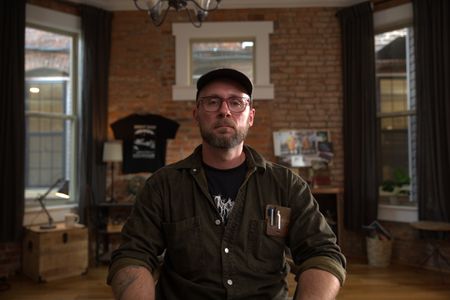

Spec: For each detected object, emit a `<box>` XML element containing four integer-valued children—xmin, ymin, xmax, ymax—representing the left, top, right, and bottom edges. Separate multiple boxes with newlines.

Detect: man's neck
<box><xmin>201</xmin><ymin>142</ymin><xmax>246</xmax><ymax>170</ymax></box>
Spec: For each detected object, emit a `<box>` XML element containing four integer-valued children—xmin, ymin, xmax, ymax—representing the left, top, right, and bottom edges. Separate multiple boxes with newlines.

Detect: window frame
<box><xmin>374</xmin><ymin>3</ymin><xmax>417</xmax><ymax>223</ymax></box>
<box><xmin>172</xmin><ymin>21</ymin><xmax>274</xmax><ymax>100</ymax></box>
<box><xmin>24</xmin><ymin>4</ymin><xmax>81</xmax><ymax>225</ymax></box>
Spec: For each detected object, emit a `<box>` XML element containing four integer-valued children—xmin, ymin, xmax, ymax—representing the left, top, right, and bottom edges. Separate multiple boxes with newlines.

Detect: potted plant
<box><xmin>380</xmin><ymin>168</ymin><xmax>411</xmax><ymax>205</ymax></box>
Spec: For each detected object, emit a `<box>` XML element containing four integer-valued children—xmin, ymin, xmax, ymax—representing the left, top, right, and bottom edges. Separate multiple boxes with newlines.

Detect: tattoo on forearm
<box><xmin>113</xmin><ymin>265</ymin><xmax>144</xmax><ymax>300</ymax></box>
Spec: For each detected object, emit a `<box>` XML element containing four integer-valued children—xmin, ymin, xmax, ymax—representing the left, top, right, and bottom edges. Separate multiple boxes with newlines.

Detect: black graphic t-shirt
<box><xmin>111</xmin><ymin>114</ymin><xmax>179</xmax><ymax>174</ymax></box>
<box><xmin>203</xmin><ymin>162</ymin><xmax>247</xmax><ymax>223</ymax></box>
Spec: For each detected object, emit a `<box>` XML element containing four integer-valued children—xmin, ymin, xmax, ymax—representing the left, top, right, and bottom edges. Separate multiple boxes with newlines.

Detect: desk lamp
<box><xmin>36</xmin><ymin>178</ymin><xmax>69</xmax><ymax>229</ymax></box>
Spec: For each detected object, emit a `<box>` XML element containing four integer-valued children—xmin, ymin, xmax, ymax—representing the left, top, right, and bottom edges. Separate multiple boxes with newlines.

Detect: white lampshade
<box><xmin>103</xmin><ymin>141</ymin><xmax>123</xmax><ymax>162</ymax></box>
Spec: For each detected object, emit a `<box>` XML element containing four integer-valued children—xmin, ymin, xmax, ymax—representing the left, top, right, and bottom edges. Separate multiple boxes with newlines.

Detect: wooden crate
<box><xmin>22</xmin><ymin>223</ymin><xmax>88</xmax><ymax>282</ymax></box>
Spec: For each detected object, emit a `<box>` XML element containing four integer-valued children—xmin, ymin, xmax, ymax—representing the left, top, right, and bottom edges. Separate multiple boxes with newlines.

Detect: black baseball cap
<box><xmin>196</xmin><ymin>68</ymin><xmax>253</xmax><ymax>100</ymax></box>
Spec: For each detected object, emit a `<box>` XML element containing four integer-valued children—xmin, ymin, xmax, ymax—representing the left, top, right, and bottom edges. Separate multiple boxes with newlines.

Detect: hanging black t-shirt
<box><xmin>203</xmin><ymin>161</ymin><xmax>247</xmax><ymax>223</ymax></box>
<box><xmin>111</xmin><ymin>113</ymin><xmax>179</xmax><ymax>174</ymax></box>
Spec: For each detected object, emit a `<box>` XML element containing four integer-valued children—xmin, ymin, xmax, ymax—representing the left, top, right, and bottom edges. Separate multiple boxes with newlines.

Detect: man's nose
<box><xmin>217</xmin><ymin>99</ymin><xmax>232</xmax><ymax>115</ymax></box>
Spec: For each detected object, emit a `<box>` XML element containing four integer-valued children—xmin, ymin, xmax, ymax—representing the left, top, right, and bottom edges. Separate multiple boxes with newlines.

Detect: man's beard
<box><xmin>199</xmin><ymin>119</ymin><xmax>250</xmax><ymax>149</ymax></box>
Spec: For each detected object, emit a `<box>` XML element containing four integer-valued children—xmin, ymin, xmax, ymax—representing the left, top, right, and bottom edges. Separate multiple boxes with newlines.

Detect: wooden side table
<box><xmin>312</xmin><ymin>187</ymin><xmax>344</xmax><ymax>245</ymax></box>
<box><xmin>410</xmin><ymin>221</ymin><xmax>450</xmax><ymax>273</ymax></box>
<box><xmin>22</xmin><ymin>223</ymin><xmax>88</xmax><ymax>282</ymax></box>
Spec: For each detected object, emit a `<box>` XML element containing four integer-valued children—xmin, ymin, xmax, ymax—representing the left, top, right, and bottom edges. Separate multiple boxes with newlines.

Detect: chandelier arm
<box><xmin>133</xmin><ymin>0</ymin><xmax>219</xmax><ymax>27</ymax></box>
<box><xmin>133</xmin><ymin>0</ymin><xmax>147</xmax><ymax>11</ymax></box>
<box><xmin>189</xmin><ymin>0</ymin><xmax>221</xmax><ymax>12</ymax></box>
<box><xmin>186</xmin><ymin>8</ymin><xmax>202</xmax><ymax>28</ymax></box>
<box><xmin>151</xmin><ymin>5</ymin><xmax>171</xmax><ymax>26</ymax></box>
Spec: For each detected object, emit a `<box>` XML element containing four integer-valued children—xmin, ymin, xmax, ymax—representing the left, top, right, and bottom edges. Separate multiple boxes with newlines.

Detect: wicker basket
<box><xmin>366</xmin><ymin>236</ymin><xmax>393</xmax><ymax>267</ymax></box>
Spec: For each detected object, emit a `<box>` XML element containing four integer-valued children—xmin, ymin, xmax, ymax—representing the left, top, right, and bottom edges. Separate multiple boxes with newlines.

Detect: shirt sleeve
<box><xmin>107</xmin><ymin>176</ymin><xmax>166</xmax><ymax>284</ymax></box>
<box><xmin>295</xmin><ymin>256</ymin><xmax>346</xmax><ymax>286</ymax></box>
<box><xmin>287</xmin><ymin>173</ymin><xmax>347</xmax><ymax>285</ymax></box>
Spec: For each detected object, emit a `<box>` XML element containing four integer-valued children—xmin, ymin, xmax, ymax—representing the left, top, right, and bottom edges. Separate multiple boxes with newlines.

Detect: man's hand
<box><xmin>295</xmin><ymin>268</ymin><xmax>341</xmax><ymax>300</ymax></box>
<box><xmin>111</xmin><ymin>265</ymin><xmax>155</xmax><ymax>300</ymax></box>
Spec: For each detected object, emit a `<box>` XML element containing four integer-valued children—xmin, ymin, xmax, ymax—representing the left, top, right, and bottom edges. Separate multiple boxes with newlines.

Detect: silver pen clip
<box><xmin>277</xmin><ymin>210</ymin><xmax>281</xmax><ymax>230</ymax></box>
<box><xmin>270</xmin><ymin>207</ymin><xmax>275</xmax><ymax>226</ymax></box>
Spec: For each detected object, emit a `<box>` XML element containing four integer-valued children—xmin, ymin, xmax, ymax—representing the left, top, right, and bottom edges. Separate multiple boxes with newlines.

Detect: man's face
<box><xmin>193</xmin><ymin>80</ymin><xmax>255</xmax><ymax>149</ymax></box>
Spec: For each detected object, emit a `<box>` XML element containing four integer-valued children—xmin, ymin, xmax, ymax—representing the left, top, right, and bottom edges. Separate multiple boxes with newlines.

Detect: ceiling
<box><xmin>68</xmin><ymin>0</ymin><xmax>367</xmax><ymax>11</ymax></box>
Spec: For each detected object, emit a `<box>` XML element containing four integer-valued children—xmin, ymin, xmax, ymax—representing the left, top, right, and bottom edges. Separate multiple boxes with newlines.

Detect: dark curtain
<box><xmin>0</xmin><ymin>1</ymin><xmax>26</xmax><ymax>242</ymax></box>
<box><xmin>78</xmin><ymin>5</ymin><xmax>112</xmax><ymax>223</ymax></box>
<box><xmin>337</xmin><ymin>2</ymin><xmax>378</xmax><ymax>230</ymax></box>
<box><xmin>414</xmin><ymin>0</ymin><xmax>450</xmax><ymax>221</ymax></box>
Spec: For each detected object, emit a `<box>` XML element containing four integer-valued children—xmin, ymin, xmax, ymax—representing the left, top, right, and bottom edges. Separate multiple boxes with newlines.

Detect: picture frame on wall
<box><xmin>273</xmin><ymin>130</ymin><xmax>332</xmax><ymax>167</ymax></box>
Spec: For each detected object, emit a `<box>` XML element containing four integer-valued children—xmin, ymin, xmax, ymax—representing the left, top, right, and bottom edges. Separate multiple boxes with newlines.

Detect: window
<box><xmin>374</xmin><ymin>3</ymin><xmax>417</xmax><ymax>222</ymax></box>
<box><xmin>172</xmin><ymin>21</ymin><xmax>273</xmax><ymax>100</ymax></box>
<box><xmin>25</xmin><ymin>5</ymin><xmax>80</xmax><ymax>211</ymax></box>
<box><xmin>191</xmin><ymin>40</ymin><xmax>254</xmax><ymax>84</ymax></box>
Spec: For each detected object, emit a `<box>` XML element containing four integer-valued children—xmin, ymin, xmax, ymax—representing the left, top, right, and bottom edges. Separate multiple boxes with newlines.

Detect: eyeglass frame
<box><xmin>196</xmin><ymin>95</ymin><xmax>252</xmax><ymax>113</ymax></box>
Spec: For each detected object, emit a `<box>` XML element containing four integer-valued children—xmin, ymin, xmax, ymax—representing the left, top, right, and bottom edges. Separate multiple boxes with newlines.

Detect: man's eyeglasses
<box><xmin>198</xmin><ymin>96</ymin><xmax>251</xmax><ymax>113</ymax></box>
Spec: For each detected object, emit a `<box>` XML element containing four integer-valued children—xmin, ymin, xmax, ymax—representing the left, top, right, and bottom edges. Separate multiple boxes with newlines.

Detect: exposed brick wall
<box><xmin>0</xmin><ymin>243</ymin><xmax>21</xmax><ymax>278</ymax></box>
<box><xmin>108</xmin><ymin>8</ymin><xmax>344</xmax><ymax>188</ymax></box>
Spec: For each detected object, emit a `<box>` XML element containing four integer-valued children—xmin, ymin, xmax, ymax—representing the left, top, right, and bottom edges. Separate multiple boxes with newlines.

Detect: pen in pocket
<box><xmin>269</xmin><ymin>207</ymin><xmax>275</xmax><ymax>226</ymax></box>
<box><xmin>277</xmin><ymin>210</ymin><xmax>281</xmax><ymax>229</ymax></box>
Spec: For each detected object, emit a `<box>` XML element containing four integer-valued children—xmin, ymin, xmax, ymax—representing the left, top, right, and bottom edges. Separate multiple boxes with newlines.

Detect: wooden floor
<box><xmin>2</xmin><ymin>260</ymin><xmax>450</xmax><ymax>300</ymax></box>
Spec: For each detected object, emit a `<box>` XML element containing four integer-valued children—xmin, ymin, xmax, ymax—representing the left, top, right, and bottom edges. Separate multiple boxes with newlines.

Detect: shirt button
<box><xmin>227</xmin><ymin>279</ymin><xmax>233</xmax><ymax>286</ymax></box>
<box><xmin>224</xmin><ymin>248</ymin><xmax>229</xmax><ymax>254</ymax></box>
<box><xmin>215</xmin><ymin>219</ymin><xmax>221</xmax><ymax>225</ymax></box>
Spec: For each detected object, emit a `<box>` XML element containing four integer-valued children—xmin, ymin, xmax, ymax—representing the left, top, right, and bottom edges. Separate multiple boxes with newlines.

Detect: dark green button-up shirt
<box><xmin>108</xmin><ymin>145</ymin><xmax>346</xmax><ymax>299</ymax></box>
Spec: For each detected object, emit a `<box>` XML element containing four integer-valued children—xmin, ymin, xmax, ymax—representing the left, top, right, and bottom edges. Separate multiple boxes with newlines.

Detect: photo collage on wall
<box><xmin>272</xmin><ymin>130</ymin><xmax>334</xmax><ymax>168</ymax></box>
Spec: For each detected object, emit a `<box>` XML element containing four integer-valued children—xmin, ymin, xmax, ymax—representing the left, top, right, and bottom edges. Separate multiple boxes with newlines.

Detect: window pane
<box><xmin>376</xmin><ymin>27</ymin><xmax>416</xmax><ymax>208</ymax></box>
<box><xmin>25</xmin><ymin>117</ymin><xmax>68</xmax><ymax>187</ymax></box>
<box><xmin>25</xmin><ymin>27</ymin><xmax>71</xmax><ymax>114</ymax></box>
<box><xmin>375</xmin><ymin>29</ymin><xmax>410</xmax><ymax>114</ymax></box>
<box><xmin>379</xmin><ymin>78</ymin><xmax>408</xmax><ymax>113</ymax></box>
<box><xmin>191</xmin><ymin>40</ymin><xmax>254</xmax><ymax>85</ymax></box>
<box><xmin>25</xmin><ymin>26</ymin><xmax>76</xmax><ymax>203</ymax></box>
<box><xmin>379</xmin><ymin>116</ymin><xmax>416</xmax><ymax>206</ymax></box>
<box><xmin>26</xmin><ymin>81</ymin><xmax>68</xmax><ymax>114</ymax></box>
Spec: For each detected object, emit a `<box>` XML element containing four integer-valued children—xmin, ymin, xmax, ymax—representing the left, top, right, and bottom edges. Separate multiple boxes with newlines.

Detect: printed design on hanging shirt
<box><xmin>214</xmin><ymin>194</ymin><xmax>234</xmax><ymax>223</ymax></box>
<box><xmin>132</xmin><ymin>125</ymin><xmax>156</xmax><ymax>159</ymax></box>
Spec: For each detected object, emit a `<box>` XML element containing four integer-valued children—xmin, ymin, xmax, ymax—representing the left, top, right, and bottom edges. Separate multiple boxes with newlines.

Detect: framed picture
<box><xmin>273</xmin><ymin>130</ymin><xmax>332</xmax><ymax>167</ymax></box>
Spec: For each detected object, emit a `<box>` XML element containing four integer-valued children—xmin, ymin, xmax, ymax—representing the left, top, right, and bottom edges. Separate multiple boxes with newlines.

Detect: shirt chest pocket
<box><xmin>247</xmin><ymin>220</ymin><xmax>286</xmax><ymax>273</ymax></box>
<box><xmin>162</xmin><ymin>216</ymin><xmax>206</xmax><ymax>275</ymax></box>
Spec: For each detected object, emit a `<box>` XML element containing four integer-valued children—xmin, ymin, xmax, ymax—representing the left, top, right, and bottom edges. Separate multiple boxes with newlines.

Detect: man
<box><xmin>107</xmin><ymin>68</ymin><xmax>346</xmax><ymax>299</ymax></box>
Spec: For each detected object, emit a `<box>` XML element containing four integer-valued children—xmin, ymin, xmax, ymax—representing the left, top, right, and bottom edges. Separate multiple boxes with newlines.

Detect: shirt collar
<box><xmin>172</xmin><ymin>144</ymin><xmax>267</xmax><ymax>171</ymax></box>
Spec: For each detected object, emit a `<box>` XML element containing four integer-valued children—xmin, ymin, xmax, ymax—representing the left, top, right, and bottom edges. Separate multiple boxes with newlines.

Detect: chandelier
<box><xmin>133</xmin><ymin>0</ymin><xmax>222</xmax><ymax>28</ymax></box>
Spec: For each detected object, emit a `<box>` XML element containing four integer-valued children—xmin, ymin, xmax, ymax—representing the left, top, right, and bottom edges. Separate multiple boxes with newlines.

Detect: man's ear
<box><xmin>248</xmin><ymin>108</ymin><xmax>255</xmax><ymax>127</ymax></box>
<box><xmin>193</xmin><ymin>106</ymin><xmax>199</xmax><ymax>122</ymax></box>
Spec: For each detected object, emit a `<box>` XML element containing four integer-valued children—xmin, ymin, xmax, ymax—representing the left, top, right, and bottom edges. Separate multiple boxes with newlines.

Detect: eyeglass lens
<box><xmin>200</xmin><ymin>96</ymin><xmax>250</xmax><ymax>112</ymax></box>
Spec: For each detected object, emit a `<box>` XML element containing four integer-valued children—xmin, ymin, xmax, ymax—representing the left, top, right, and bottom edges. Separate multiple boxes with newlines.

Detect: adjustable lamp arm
<box><xmin>35</xmin><ymin>178</ymin><xmax>64</xmax><ymax>228</ymax></box>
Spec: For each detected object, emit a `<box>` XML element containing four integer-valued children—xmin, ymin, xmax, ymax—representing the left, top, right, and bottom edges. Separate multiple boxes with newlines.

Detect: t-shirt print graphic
<box><xmin>214</xmin><ymin>194</ymin><xmax>234</xmax><ymax>223</ymax></box>
<box><xmin>132</xmin><ymin>125</ymin><xmax>156</xmax><ymax>159</ymax></box>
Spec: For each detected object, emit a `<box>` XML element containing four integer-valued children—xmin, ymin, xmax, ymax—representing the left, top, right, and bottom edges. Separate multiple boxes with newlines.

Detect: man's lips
<box><xmin>214</xmin><ymin>121</ymin><xmax>236</xmax><ymax>129</ymax></box>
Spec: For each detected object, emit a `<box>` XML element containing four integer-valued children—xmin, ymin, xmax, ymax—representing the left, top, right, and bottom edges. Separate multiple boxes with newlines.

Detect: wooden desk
<box><xmin>312</xmin><ymin>187</ymin><xmax>344</xmax><ymax>245</ymax></box>
<box><xmin>22</xmin><ymin>223</ymin><xmax>88</xmax><ymax>282</ymax></box>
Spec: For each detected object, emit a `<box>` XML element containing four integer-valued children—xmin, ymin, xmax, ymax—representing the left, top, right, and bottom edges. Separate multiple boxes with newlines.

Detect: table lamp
<box><xmin>103</xmin><ymin>141</ymin><xmax>123</xmax><ymax>202</ymax></box>
<box><xmin>36</xmin><ymin>178</ymin><xmax>69</xmax><ymax>229</ymax></box>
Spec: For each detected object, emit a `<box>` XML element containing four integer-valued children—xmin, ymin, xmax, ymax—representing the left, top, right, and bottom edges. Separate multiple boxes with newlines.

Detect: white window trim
<box><xmin>172</xmin><ymin>21</ymin><xmax>274</xmax><ymax>101</ymax></box>
<box><xmin>374</xmin><ymin>3</ymin><xmax>413</xmax><ymax>32</ymax></box>
<box><xmin>24</xmin><ymin>4</ymin><xmax>81</xmax><ymax>226</ymax></box>
<box><xmin>378</xmin><ymin>204</ymin><xmax>418</xmax><ymax>223</ymax></box>
<box><xmin>374</xmin><ymin>2</ymin><xmax>417</xmax><ymax>223</ymax></box>
<box><xmin>26</xmin><ymin>4</ymin><xmax>81</xmax><ymax>33</ymax></box>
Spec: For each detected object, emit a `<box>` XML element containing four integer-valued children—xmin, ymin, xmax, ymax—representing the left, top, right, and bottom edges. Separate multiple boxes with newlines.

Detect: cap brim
<box><xmin>196</xmin><ymin>68</ymin><xmax>253</xmax><ymax>98</ymax></box>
